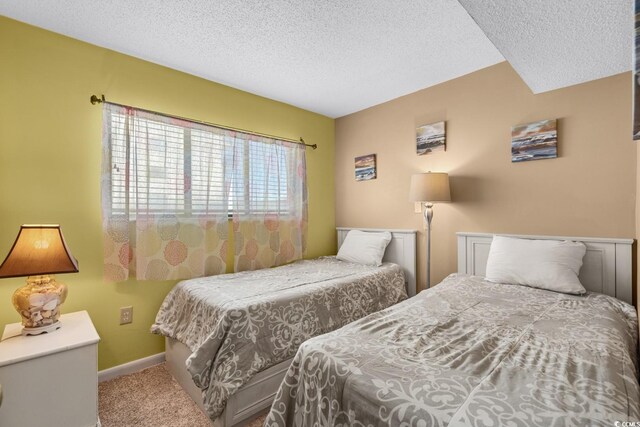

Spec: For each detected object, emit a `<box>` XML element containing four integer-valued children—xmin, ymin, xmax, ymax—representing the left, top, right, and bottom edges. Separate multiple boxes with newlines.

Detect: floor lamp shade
<box><xmin>409</xmin><ymin>173</ymin><xmax>451</xmax><ymax>290</ymax></box>
<box><xmin>409</xmin><ymin>172</ymin><xmax>451</xmax><ymax>203</ymax></box>
<box><xmin>0</xmin><ymin>225</ymin><xmax>78</xmax><ymax>335</ymax></box>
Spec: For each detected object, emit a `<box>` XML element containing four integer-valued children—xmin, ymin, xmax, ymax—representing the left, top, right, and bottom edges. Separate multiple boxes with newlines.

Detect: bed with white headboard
<box><xmin>163</xmin><ymin>227</ymin><xmax>418</xmax><ymax>427</ymax></box>
<box><xmin>264</xmin><ymin>232</ymin><xmax>640</xmax><ymax>425</ymax></box>
<box><xmin>337</xmin><ymin>227</ymin><xmax>417</xmax><ymax>297</ymax></box>
<box><xmin>457</xmin><ymin>232</ymin><xmax>634</xmax><ymax>305</ymax></box>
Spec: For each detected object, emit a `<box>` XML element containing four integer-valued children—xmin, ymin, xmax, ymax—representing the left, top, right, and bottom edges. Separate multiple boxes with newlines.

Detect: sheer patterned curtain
<box><xmin>101</xmin><ymin>103</ymin><xmax>308</xmax><ymax>281</ymax></box>
<box><xmin>230</xmin><ymin>136</ymin><xmax>307</xmax><ymax>272</ymax></box>
<box><xmin>101</xmin><ymin>104</ymin><xmax>230</xmax><ymax>281</ymax></box>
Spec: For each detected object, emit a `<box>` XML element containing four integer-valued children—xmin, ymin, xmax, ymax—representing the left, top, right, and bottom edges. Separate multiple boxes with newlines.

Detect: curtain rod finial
<box><xmin>299</xmin><ymin>137</ymin><xmax>317</xmax><ymax>150</ymax></box>
<box><xmin>90</xmin><ymin>94</ymin><xmax>105</xmax><ymax>105</ymax></box>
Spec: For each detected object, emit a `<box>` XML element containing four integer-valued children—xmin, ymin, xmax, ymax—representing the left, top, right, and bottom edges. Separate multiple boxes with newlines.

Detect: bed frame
<box><xmin>457</xmin><ymin>232</ymin><xmax>634</xmax><ymax>305</ymax></box>
<box><xmin>166</xmin><ymin>227</ymin><xmax>417</xmax><ymax>427</ymax></box>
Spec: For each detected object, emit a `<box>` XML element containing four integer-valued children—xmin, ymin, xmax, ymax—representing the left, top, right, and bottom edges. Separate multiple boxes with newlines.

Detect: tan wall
<box><xmin>336</xmin><ymin>62</ymin><xmax>636</xmax><ymax>292</ymax></box>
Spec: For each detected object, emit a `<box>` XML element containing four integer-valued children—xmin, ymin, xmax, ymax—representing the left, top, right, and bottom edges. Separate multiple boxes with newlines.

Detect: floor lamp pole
<box><xmin>424</xmin><ymin>202</ymin><xmax>434</xmax><ymax>289</ymax></box>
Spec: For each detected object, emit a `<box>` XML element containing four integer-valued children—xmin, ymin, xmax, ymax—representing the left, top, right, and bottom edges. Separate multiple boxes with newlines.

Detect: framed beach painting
<box><xmin>355</xmin><ymin>154</ymin><xmax>376</xmax><ymax>181</ymax></box>
<box><xmin>416</xmin><ymin>121</ymin><xmax>445</xmax><ymax>155</ymax></box>
<box><xmin>511</xmin><ymin>119</ymin><xmax>557</xmax><ymax>163</ymax></box>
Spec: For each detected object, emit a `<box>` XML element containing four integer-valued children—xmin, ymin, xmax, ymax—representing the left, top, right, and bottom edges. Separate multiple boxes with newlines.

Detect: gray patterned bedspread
<box><xmin>266</xmin><ymin>273</ymin><xmax>640</xmax><ymax>427</ymax></box>
<box><xmin>151</xmin><ymin>257</ymin><xmax>406</xmax><ymax>421</ymax></box>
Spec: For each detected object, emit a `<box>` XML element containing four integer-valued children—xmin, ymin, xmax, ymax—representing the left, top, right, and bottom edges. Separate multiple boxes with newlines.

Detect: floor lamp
<box><xmin>409</xmin><ymin>172</ymin><xmax>451</xmax><ymax>289</ymax></box>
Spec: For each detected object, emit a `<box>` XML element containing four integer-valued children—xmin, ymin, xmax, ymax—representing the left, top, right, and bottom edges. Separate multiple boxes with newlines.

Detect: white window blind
<box><xmin>106</xmin><ymin>105</ymin><xmax>300</xmax><ymax>216</ymax></box>
<box><xmin>191</xmin><ymin>129</ymin><xmax>227</xmax><ymax>213</ymax></box>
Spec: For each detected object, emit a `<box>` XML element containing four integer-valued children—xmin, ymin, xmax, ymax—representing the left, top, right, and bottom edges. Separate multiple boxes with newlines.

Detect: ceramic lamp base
<box><xmin>22</xmin><ymin>321</ymin><xmax>62</xmax><ymax>336</ymax></box>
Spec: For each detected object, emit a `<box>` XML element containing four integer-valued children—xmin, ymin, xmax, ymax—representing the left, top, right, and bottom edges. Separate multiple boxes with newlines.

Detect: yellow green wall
<box><xmin>0</xmin><ymin>17</ymin><xmax>336</xmax><ymax>370</ymax></box>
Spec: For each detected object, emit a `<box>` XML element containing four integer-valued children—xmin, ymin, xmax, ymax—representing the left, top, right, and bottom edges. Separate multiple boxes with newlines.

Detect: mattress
<box><xmin>151</xmin><ymin>256</ymin><xmax>406</xmax><ymax>420</ymax></box>
<box><xmin>265</xmin><ymin>273</ymin><xmax>640</xmax><ymax>427</ymax></box>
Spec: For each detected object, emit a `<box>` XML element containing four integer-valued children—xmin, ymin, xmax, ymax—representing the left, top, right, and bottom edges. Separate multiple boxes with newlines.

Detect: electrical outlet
<box><xmin>414</xmin><ymin>202</ymin><xmax>422</xmax><ymax>214</ymax></box>
<box><xmin>120</xmin><ymin>306</ymin><xmax>133</xmax><ymax>325</ymax></box>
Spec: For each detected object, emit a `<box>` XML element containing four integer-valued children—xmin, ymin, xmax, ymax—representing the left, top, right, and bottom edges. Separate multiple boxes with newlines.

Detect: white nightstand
<box><xmin>0</xmin><ymin>310</ymin><xmax>100</xmax><ymax>427</ymax></box>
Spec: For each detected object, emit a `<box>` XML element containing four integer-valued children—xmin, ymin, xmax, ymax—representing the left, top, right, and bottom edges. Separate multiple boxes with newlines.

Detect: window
<box><xmin>107</xmin><ymin>107</ymin><xmax>294</xmax><ymax>216</ymax></box>
<box><xmin>101</xmin><ymin>102</ymin><xmax>308</xmax><ymax>281</ymax></box>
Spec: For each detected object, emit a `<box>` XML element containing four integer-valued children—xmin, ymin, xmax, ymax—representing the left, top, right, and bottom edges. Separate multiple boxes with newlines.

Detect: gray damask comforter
<box><xmin>266</xmin><ymin>273</ymin><xmax>640</xmax><ymax>427</ymax></box>
<box><xmin>151</xmin><ymin>257</ymin><xmax>406</xmax><ymax>421</ymax></box>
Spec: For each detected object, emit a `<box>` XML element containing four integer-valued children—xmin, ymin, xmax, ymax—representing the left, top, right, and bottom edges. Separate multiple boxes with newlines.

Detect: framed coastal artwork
<box><xmin>355</xmin><ymin>154</ymin><xmax>376</xmax><ymax>181</ymax></box>
<box><xmin>511</xmin><ymin>119</ymin><xmax>557</xmax><ymax>163</ymax></box>
<box><xmin>416</xmin><ymin>121</ymin><xmax>445</xmax><ymax>155</ymax></box>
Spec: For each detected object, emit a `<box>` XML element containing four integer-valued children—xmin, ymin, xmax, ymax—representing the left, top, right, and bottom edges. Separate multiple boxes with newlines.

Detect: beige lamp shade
<box><xmin>409</xmin><ymin>172</ymin><xmax>451</xmax><ymax>202</ymax></box>
<box><xmin>0</xmin><ymin>225</ymin><xmax>79</xmax><ymax>278</ymax></box>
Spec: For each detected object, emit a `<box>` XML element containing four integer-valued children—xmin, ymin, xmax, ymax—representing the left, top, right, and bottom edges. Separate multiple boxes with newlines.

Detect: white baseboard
<box><xmin>98</xmin><ymin>352</ymin><xmax>166</xmax><ymax>383</ymax></box>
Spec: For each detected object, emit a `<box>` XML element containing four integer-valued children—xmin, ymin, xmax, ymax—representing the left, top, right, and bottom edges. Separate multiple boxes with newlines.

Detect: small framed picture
<box><xmin>355</xmin><ymin>154</ymin><xmax>376</xmax><ymax>181</ymax></box>
<box><xmin>511</xmin><ymin>119</ymin><xmax>557</xmax><ymax>162</ymax></box>
<box><xmin>416</xmin><ymin>121</ymin><xmax>445</xmax><ymax>155</ymax></box>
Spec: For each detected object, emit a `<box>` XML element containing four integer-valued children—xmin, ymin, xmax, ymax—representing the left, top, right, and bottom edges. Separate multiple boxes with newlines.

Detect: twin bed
<box><xmin>153</xmin><ymin>228</ymin><xmax>417</xmax><ymax>426</ymax></box>
<box><xmin>152</xmin><ymin>229</ymin><xmax>639</xmax><ymax>426</ymax></box>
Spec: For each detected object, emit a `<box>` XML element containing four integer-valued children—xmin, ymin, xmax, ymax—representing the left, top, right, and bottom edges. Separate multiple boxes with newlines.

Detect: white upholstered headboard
<box><xmin>337</xmin><ymin>228</ymin><xmax>417</xmax><ymax>297</ymax></box>
<box><xmin>457</xmin><ymin>232</ymin><xmax>634</xmax><ymax>305</ymax></box>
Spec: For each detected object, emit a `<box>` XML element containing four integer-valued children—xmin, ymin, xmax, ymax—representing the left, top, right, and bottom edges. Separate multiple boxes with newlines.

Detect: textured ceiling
<box><xmin>0</xmin><ymin>1</ymin><xmax>631</xmax><ymax>116</ymax></box>
<box><xmin>457</xmin><ymin>0</ymin><xmax>632</xmax><ymax>94</ymax></box>
<box><xmin>0</xmin><ymin>0</ymin><xmax>504</xmax><ymax>117</ymax></box>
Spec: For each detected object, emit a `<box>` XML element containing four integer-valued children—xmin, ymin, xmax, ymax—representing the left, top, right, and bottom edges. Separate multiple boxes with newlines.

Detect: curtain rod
<box><xmin>90</xmin><ymin>94</ymin><xmax>317</xmax><ymax>150</ymax></box>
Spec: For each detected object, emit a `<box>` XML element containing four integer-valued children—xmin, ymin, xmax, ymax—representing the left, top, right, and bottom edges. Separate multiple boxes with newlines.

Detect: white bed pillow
<box><xmin>485</xmin><ymin>235</ymin><xmax>587</xmax><ymax>295</ymax></box>
<box><xmin>337</xmin><ymin>230</ymin><xmax>392</xmax><ymax>266</ymax></box>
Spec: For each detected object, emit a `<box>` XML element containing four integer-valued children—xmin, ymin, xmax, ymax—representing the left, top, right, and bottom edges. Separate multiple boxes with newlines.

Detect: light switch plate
<box><xmin>414</xmin><ymin>202</ymin><xmax>422</xmax><ymax>214</ymax></box>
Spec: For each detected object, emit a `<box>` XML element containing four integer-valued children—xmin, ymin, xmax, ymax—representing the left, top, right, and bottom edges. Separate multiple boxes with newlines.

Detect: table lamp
<box><xmin>409</xmin><ymin>172</ymin><xmax>451</xmax><ymax>288</ymax></box>
<box><xmin>0</xmin><ymin>225</ymin><xmax>78</xmax><ymax>335</ymax></box>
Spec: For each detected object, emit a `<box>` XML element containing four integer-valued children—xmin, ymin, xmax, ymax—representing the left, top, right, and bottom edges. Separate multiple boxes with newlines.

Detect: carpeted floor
<box><xmin>99</xmin><ymin>363</ymin><xmax>267</xmax><ymax>427</ymax></box>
